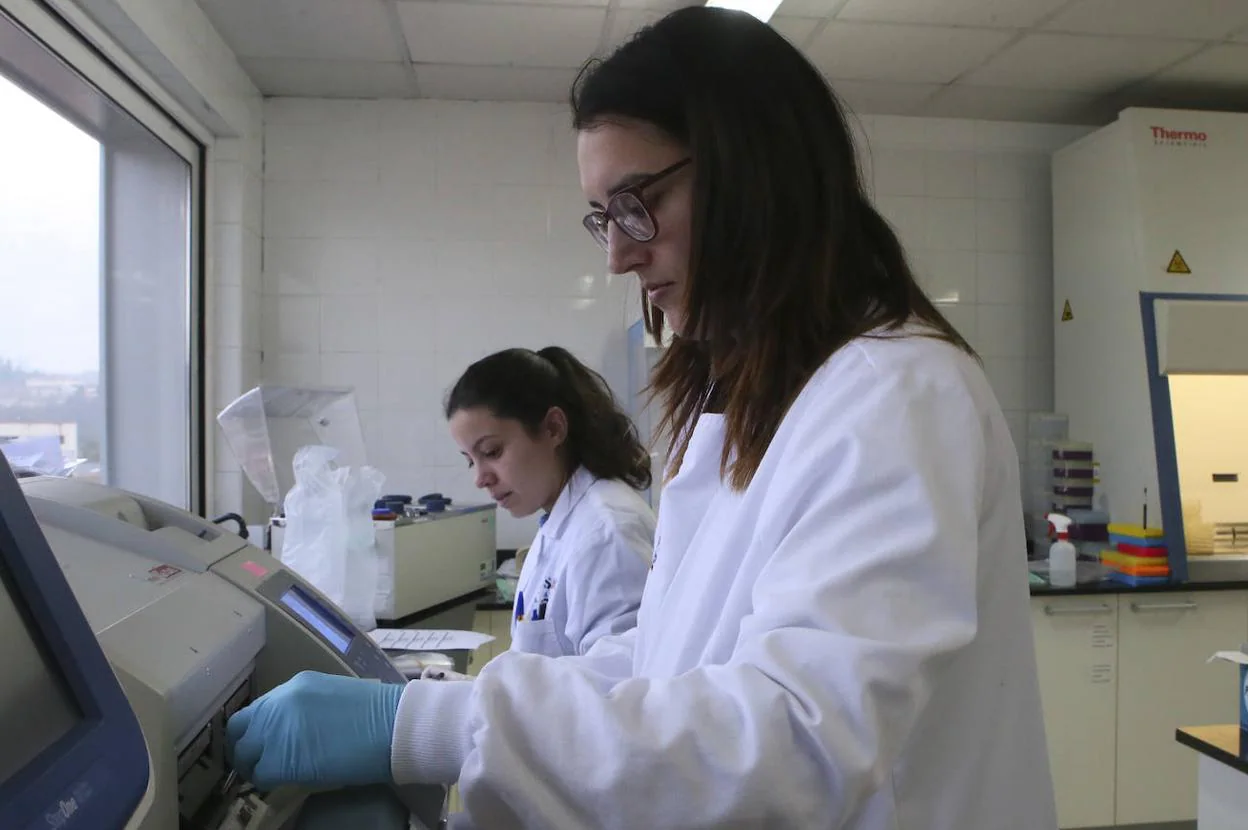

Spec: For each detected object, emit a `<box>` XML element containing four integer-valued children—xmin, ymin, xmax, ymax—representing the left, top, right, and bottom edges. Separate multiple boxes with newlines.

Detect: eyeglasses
<box><xmin>582</xmin><ymin>158</ymin><xmax>691</xmax><ymax>251</ymax></box>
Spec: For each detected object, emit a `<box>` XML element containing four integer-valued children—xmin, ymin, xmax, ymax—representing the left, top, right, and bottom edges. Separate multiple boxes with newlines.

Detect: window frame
<box><xmin>0</xmin><ymin>0</ymin><xmax>206</xmax><ymax>513</ymax></box>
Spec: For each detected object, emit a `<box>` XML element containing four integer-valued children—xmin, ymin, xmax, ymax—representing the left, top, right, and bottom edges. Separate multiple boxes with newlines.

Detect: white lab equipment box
<box><xmin>1052</xmin><ymin>107</ymin><xmax>1248</xmax><ymax>582</ymax></box>
<box><xmin>271</xmin><ymin>504</ymin><xmax>497</xmax><ymax>622</ymax></box>
<box><xmin>374</xmin><ymin>506</ymin><xmax>497</xmax><ymax>622</ymax></box>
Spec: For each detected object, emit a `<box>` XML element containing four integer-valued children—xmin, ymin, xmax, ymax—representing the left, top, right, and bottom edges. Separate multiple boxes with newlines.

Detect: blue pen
<box><xmin>515</xmin><ymin>590</ymin><xmax>525</xmax><ymax>622</ymax></box>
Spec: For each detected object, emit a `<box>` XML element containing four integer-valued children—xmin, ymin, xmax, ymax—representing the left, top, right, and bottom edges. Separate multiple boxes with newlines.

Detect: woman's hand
<box><xmin>226</xmin><ymin>671</ymin><xmax>406</xmax><ymax>791</ymax></box>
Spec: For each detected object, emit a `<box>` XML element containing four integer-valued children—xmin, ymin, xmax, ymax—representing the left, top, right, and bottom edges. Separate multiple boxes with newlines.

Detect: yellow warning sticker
<box><xmin>1166</xmin><ymin>249</ymin><xmax>1191</xmax><ymax>274</ymax></box>
<box><xmin>1061</xmin><ymin>299</ymin><xmax>1073</xmax><ymax>322</ymax></box>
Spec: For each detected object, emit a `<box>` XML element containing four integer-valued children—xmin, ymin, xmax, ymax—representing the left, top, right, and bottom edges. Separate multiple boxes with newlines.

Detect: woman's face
<box><xmin>578</xmin><ymin>118</ymin><xmax>694</xmax><ymax>335</ymax></box>
<box><xmin>448</xmin><ymin>406</ymin><xmax>568</xmax><ymax>518</ymax></box>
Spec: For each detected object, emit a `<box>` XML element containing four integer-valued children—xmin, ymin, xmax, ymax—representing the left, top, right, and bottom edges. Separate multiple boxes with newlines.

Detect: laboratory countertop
<box><xmin>1030</xmin><ymin>579</ymin><xmax>1248</xmax><ymax>597</ymax></box>
<box><xmin>1176</xmin><ymin>725</ymin><xmax>1248</xmax><ymax>776</ymax></box>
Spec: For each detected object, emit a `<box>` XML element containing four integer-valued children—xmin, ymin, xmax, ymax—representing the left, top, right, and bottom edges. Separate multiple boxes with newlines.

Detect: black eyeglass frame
<box><xmin>582</xmin><ymin>158</ymin><xmax>692</xmax><ymax>250</ymax></box>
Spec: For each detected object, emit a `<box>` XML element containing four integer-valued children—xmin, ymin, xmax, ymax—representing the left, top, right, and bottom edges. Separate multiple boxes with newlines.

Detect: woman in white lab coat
<box><xmin>436</xmin><ymin>346</ymin><xmax>655</xmax><ymax>663</ymax></box>
<box><xmin>226</xmin><ymin>8</ymin><xmax>1057</xmax><ymax>828</ymax></box>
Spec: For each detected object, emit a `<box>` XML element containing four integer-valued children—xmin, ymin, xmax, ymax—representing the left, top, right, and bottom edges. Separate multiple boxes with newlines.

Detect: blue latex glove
<box><xmin>226</xmin><ymin>671</ymin><xmax>406</xmax><ymax>791</ymax></box>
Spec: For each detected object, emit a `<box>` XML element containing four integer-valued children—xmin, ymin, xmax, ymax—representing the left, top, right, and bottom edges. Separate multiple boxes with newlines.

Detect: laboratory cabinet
<box><xmin>1030</xmin><ymin>596</ymin><xmax>1120</xmax><ymax>829</ymax></box>
<box><xmin>1030</xmin><ymin>590</ymin><xmax>1248</xmax><ymax>828</ymax></box>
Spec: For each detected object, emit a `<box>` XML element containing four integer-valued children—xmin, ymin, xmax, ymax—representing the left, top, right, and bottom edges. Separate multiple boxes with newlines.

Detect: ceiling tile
<box><xmin>921</xmin><ymin>85</ymin><xmax>1105</xmax><ymax>124</ymax></box>
<box><xmin>777</xmin><ymin>0</ymin><xmax>849</xmax><ymax>17</ymax></box>
<box><xmin>601</xmin><ymin>9</ymin><xmax>663</xmax><ymax>52</ymax></box>
<box><xmin>806</xmin><ymin>22</ymin><xmax>1014</xmax><ymax>84</ymax></box>
<box><xmin>771</xmin><ymin>16</ymin><xmax>821</xmax><ymax>47</ymax></box>
<box><xmin>831</xmin><ymin>80</ymin><xmax>941</xmax><ymax>115</ymax></box>
<box><xmin>615</xmin><ymin>0</ymin><xmax>704</xmax><ymax>10</ymax></box>
<box><xmin>397</xmin><ymin>3</ymin><xmax>607</xmax><ymax>68</ymax></box>
<box><xmin>241</xmin><ymin>59</ymin><xmax>416</xmax><ymax>98</ymax></box>
<box><xmin>1042</xmin><ymin>0</ymin><xmax>1248</xmax><ymax>41</ymax></box>
<box><xmin>197</xmin><ymin>0</ymin><xmax>403</xmax><ymax>61</ymax></box>
<box><xmin>837</xmin><ymin>0</ymin><xmax>1069</xmax><ymax>29</ymax></box>
<box><xmin>415</xmin><ymin>65</ymin><xmax>580</xmax><ymax>103</ymax></box>
<box><xmin>1150</xmin><ymin>44</ymin><xmax>1248</xmax><ymax>85</ymax></box>
<box><xmin>960</xmin><ymin>33</ymin><xmax>1205</xmax><ymax>93</ymax></box>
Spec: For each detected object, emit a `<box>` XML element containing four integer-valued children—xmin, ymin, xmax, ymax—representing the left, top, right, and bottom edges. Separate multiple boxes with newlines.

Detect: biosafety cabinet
<box><xmin>1053</xmin><ymin>107</ymin><xmax>1248</xmax><ymax>582</ymax></box>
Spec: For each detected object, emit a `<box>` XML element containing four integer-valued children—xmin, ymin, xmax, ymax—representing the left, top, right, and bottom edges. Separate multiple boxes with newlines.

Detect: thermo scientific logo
<box><xmin>1151</xmin><ymin>125</ymin><xmax>1208</xmax><ymax>147</ymax></box>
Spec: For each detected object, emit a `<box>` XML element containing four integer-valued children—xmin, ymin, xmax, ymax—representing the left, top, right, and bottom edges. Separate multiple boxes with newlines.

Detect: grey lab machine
<box><xmin>15</xmin><ymin>473</ymin><xmax>447</xmax><ymax>829</ymax></box>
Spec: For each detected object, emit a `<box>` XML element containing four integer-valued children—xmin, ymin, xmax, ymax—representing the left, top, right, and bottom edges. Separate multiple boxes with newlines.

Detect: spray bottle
<box><xmin>1047</xmin><ymin>513</ymin><xmax>1077</xmax><ymax>588</ymax></box>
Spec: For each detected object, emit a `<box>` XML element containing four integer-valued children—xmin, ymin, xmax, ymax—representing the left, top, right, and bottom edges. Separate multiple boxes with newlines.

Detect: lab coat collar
<box><xmin>540</xmin><ymin>466</ymin><xmax>596</xmax><ymax>541</ymax></box>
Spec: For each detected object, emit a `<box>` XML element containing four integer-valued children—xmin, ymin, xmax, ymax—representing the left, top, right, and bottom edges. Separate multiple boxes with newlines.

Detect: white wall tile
<box><xmin>925</xmin><ymin>151</ymin><xmax>977</xmax><ymax>198</ymax></box>
<box><xmin>213</xmin><ymin>224</ymin><xmax>244</xmax><ymax>286</ymax></box>
<box><xmin>377</xmin><ymin>293</ymin><xmax>437</xmax><ymax>355</ymax></box>
<box><xmin>876</xmin><ymin>195</ymin><xmax>927</xmax><ymax>247</ymax></box>
<box><xmin>976</xmin><ymin>304</ymin><xmax>1028</xmax><ymax>358</ymax></box>
<box><xmin>215</xmin><ymin>284</ymin><xmax>245</xmax><ymax>348</ymax></box>
<box><xmin>976</xmin><ymin>199</ymin><xmax>1035</xmax><ymax>253</ymax></box>
<box><xmin>320</xmin><ymin>294</ymin><xmax>379</xmax><ymax>353</ymax></box>
<box><xmin>918</xmin><ymin>249</ymin><xmax>977</xmax><ymax>304</ymax></box>
<box><xmin>264</xmin><ymin>353</ymin><xmax>321</xmax><ymax>386</ymax></box>
<box><xmin>924</xmin><ymin>198</ymin><xmax>977</xmax><ymax>250</ymax></box>
<box><xmin>321</xmin><ymin>352</ymin><xmax>380</xmax><ymax>410</ymax></box>
<box><xmin>977</xmin><ymin>251</ymin><xmax>1028</xmax><ymax>306</ymax></box>
<box><xmin>262</xmin><ymin>295</ymin><xmax>322</xmax><ymax>354</ymax></box>
<box><xmin>975</xmin><ymin>153</ymin><xmax>1031</xmax><ymax>200</ymax></box>
<box><xmin>872</xmin><ymin>148</ymin><xmax>926</xmax><ymax>196</ymax></box>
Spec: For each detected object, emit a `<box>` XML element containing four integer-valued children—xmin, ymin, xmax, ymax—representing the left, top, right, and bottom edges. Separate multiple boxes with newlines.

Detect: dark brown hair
<box><xmin>571</xmin><ymin>6</ymin><xmax>973</xmax><ymax>490</ymax></box>
<box><xmin>445</xmin><ymin>347</ymin><xmax>652</xmax><ymax>491</ymax></box>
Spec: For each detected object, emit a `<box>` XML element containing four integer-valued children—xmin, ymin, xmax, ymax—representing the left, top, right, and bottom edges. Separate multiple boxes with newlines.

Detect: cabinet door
<box><xmin>1115</xmin><ymin>591</ymin><xmax>1248</xmax><ymax>825</ymax></box>
<box><xmin>1031</xmin><ymin>596</ymin><xmax>1119</xmax><ymax>829</ymax></box>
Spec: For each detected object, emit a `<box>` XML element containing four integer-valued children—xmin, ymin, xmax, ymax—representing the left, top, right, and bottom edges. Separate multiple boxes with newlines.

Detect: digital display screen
<box><xmin>0</xmin><ymin>555</ymin><xmax>81</xmax><ymax>785</ymax></box>
<box><xmin>278</xmin><ymin>586</ymin><xmax>354</xmax><ymax>654</ymax></box>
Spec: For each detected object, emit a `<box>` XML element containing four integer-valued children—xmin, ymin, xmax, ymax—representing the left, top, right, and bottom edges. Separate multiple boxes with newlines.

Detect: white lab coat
<box><xmin>510</xmin><ymin>466</ymin><xmax>654</xmax><ymax>658</ymax></box>
<box><xmin>393</xmin><ymin>327</ymin><xmax>1057</xmax><ymax>830</ymax></box>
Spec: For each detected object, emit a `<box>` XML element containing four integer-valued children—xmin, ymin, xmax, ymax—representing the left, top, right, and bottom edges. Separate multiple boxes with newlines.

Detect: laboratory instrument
<box><xmin>219</xmin><ymin>384</ymin><xmax>496</xmax><ymax>620</ymax></box>
<box><xmin>1053</xmin><ymin>107</ymin><xmax>1248</xmax><ymax>583</ymax></box>
<box><xmin>17</xmin><ymin>473</ymin><xmax>446</xmax><ymax>829</ymax></box>
<box><xmin>0</xmin><ymin>453</ymin><xmax>149</xmax><ymax>830</ymax></box>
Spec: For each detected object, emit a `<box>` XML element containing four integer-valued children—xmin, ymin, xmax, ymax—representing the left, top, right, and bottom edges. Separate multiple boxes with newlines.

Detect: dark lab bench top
<box><xmin>1176</xmin><ymin>725</ymin><xmax>1248</xmax><ymax>776</ymax></box>
<box><xmin>1031</xmin><ymin>579</ymin><xmax>1248</xmax><ymax>597</ymax></box>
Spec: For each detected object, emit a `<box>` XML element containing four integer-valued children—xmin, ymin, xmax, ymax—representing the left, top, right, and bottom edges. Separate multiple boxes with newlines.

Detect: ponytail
<box><xmin>445</xmin><ymin>347</ymin><xmax>652</xmax><ymax>491</ymax></box>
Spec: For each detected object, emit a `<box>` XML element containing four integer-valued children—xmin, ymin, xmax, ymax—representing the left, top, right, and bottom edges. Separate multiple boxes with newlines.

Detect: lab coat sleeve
<box><xmin>392</xmin><ymin>354</ymin><xmax>988</xmax><ymax>828</ymax></box>
<box><xmin>558</xmin><ymin>515</ymin><xmax>651</xmax><ymax>656</ymax></box>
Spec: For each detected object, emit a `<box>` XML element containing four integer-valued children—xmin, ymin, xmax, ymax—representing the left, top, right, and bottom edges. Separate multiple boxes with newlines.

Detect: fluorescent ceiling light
<box><xmin>705</xmin><ymin>0</ymin><xmax>783</xmax><ymax>23</ymax></box>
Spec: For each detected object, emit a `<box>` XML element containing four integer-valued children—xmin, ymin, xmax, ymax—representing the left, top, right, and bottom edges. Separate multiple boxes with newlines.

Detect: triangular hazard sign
<box><xmin>1061</xmin><ymin>299</ymin><xmax>1073</xmax><ymax>322</ymax></box>
<box><xmin>1166</xmin><ymin>250</ymin><xmax>1191</xmax><ymax>274</ymax></box>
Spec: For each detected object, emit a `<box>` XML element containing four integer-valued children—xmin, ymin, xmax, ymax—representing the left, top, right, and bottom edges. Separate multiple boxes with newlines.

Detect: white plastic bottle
<box><xmin>1047</xmin><ymin>513</ymin><xmax>1077</xmax><ymax>588</ymax></box>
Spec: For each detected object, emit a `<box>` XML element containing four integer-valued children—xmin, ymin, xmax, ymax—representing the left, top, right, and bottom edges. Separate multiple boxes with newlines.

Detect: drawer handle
<box><xmin>1129</xmin><ymin>601</ymin><xmax>1198</xmax><ymax>613</ymax></box>
<box><xmin>1043</xmin><ymin>603</ymin><xmax>1113</xmax><ymax>616</ymax></box>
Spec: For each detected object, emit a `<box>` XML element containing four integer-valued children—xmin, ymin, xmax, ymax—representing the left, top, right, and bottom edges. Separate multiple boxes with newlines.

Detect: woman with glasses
<box><xmin>226</xmin><ymin>8</ymin><xmax>1056</xmax><ymax>829</ymax></box>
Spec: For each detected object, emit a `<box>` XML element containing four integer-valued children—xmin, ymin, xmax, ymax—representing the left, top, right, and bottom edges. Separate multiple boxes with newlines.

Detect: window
<box><xmin>0</xmin><ymin>4</ymin><xmax>203</xmax><ymax>509</ymax></box>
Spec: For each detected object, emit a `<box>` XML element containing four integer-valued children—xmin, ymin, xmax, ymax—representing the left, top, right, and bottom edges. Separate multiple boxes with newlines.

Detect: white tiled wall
<box><xmin>261</xmin><ymin>99</ymin><xmax>635</xmax><ymax>546</ymax></box>
<box><xmin>860</xmin><ymin>116</ymin><xmax>1091</xmax><ymax>478</ymax></box>
<box><xmin>260</xmin><ymin>98</ymin><xmax>1091</xmax><ymax>547</ymax></box>
<box><xmin>209</xmin><ymin>133</ymin><xmax>265</xmax><ymax>520</ymax></box>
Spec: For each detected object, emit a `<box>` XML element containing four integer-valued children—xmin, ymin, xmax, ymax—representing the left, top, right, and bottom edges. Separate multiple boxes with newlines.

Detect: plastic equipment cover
<box><xmin>217</xmin><ymin>385</ymin><xmax>368</xmax><ymax>510</ymax></box>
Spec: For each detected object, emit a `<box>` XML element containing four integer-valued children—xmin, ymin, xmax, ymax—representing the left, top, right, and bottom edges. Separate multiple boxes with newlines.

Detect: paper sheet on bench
<box><xmin>369</xmin><ymin>628</ymin><xmax>495</xmax><ymax>652</ymax></box>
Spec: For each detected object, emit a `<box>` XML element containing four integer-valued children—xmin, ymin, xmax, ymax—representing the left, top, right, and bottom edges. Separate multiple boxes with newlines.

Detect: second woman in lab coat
<box><xmin>225</xmin><ymin>8</ymin><xmax>1057</xmax><ymax>828</ymax></box>
<box><xmin>441</xmin><ymin>346</ymin><xmax>655</xmax><ymax>661</ymax></box>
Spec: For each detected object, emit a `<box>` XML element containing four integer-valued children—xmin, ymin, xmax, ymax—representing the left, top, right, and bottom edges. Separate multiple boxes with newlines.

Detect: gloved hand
<box><xmin>419</xmin><ymin>666</ymin><xmax>471</xmax><ymax>682</ymax></box>
<box><xmin>226</xmin><ymin>671</ymin><xmax>406</xmax><ymax>791</ymax></box>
